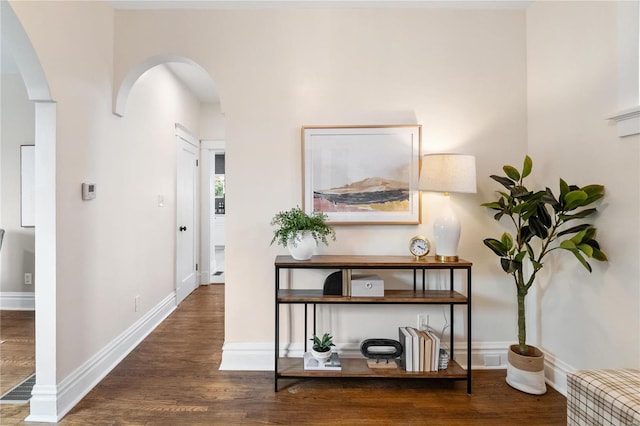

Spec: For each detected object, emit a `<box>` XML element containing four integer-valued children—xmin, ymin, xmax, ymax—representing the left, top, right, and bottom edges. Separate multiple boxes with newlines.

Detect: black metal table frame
<box><xmin>274</xmin><ymin>261</ymin><xmax>472</xmax><ymax>393</ymax></box>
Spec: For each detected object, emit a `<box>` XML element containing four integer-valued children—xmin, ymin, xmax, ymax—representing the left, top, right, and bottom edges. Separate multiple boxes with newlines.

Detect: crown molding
<box><xmin>109</xmin><ymin>0</ymin><xmax>533</xmax><ymax>10</ymax></box>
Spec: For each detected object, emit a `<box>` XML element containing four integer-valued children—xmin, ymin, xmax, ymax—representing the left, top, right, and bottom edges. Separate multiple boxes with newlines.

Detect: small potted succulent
<box><xmin>270</xmin><ymin>206</ymin><xmax>336</xmax><ymax>260</ymax></box>
<box><xmin>310</xmin><ymin>333</ymin><xmax>335</xmax><ymax>362</ymax></box>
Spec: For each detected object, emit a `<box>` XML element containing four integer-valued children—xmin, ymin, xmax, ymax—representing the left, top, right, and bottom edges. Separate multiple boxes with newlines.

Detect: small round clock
<box><xmin>409</xmin><ymin>235</ymin><xmax>431</xmax><ymax>260</ymax></box>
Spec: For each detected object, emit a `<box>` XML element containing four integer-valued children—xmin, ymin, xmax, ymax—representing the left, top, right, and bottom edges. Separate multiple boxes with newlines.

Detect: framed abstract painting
<box><xmin>302</xmin><ymin>125</ymin><xmax>422</xmax><ymax>225</ymax></box>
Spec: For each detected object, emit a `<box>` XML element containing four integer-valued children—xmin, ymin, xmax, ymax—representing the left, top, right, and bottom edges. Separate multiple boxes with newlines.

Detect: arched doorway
<box><xmin>115</xmin><ymin>56</ymin><xmax>224</xmax><ymax>299</ymax></box>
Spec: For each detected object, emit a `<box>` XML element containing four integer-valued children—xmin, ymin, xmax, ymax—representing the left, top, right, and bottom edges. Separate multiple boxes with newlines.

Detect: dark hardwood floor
<box><xmin>0</xmin><ymin>285</ymin><xmax>567</xmax><ymax>425</ymax></box>
<box><xmin>0</xmin><ymin>310</ymin><xmax>35</xmax><ymax>396</ymax></box>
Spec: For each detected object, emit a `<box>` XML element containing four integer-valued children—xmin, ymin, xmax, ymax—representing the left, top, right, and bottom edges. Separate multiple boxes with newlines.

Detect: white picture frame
<box><xmin>302</xmin><ymin>125</ymin><xmax>422</xmax><ymax>225</ymax></box>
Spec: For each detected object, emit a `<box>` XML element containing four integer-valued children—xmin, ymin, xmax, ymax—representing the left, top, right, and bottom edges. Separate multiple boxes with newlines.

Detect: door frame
<box><xmin>200</xmin><ymin>140</ymin><xmax>225</xmax><ymax>284</ymax></box>
<box><xmin>175</xmin><ymin>124</ymin><xmax>199</xmax><ymax>305</ymax></box>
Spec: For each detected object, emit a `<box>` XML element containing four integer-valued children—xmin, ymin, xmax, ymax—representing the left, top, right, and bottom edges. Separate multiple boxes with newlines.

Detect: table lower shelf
<box><xmin>277</xmin><ymin>357</ymin><xmax>467</xmax><ymax>379</ymax></box>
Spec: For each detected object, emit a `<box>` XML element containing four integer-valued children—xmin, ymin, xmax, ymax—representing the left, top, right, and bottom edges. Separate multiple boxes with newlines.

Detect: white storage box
<box><xmin>351</xmin><ymin>274</ymin><xmax>384</xmax><ymax>297</ymax></box>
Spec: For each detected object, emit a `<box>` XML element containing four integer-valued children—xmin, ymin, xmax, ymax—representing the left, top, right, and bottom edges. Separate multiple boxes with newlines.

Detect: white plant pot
<box><xmin>506</xmin><ymin>344</ymin><xmax>547</xmax><ymax>395</ymax></box>
<box><xmin>311</xmin><ymin>348</ymin><xmax>332</xmax><ymax>363</ymax></box>
<box><xmin>287</xmin><ymin>231</ymin><xmax>317</xmax><ymax>260</ymax></box>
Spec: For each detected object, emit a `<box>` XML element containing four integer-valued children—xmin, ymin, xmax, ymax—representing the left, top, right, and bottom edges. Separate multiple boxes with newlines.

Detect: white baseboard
<box><xmin>220</xmin><ymin>342</ymin><xmax>275</xmax><ymax>371</ymax></box>
<box><xmin>220</xmin><ymin>340</ymin><xmax>515</xmax><ymax>371</ymax></box>
<box><xmin>541</xmin><ymin>349</ymin><xmax>573</xmax><ymax>396</ymax></box>
<box><xmin>0</xmin><ymin>292</ymin><xmax>35</xmax><ymax>310</ymax></box>
<box><xmin>27</xmin><ymin>292</ymin><xmax>177</xmax><ymax>422</ymax></box>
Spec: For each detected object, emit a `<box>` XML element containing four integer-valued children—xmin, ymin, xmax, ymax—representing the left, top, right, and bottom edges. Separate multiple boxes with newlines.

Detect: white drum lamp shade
<box><xmin>419</xmin><ymin>154</ymin><xmax>477</xmax><ymax>262</ymax></box>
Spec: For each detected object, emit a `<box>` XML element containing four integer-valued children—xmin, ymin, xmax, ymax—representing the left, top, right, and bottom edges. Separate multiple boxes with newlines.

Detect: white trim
<box><xmin>175</xmin><ymin>123</ymin><xmax>199</xmax><ymax>148</ymax></box>
<box><xmin>109</xmin><ymin>1</ymin><xmax>534</xmax><ymax>10</ymax></box>
<box><xmin>32</xmin><ymin>292</ymin><xmax>177</xmax><ymax>422</ymax></box>
<box><xmin>201</xmin><ymin>139</ymin><xmax>225</xmax><ymax>150</ymax></box>
<box><xmin>542</xmin><ymin>350</ymin><xmax>573</xmax><ymax>397</ymax></box>
<box><xmin>114</xmin><ymin>55</ymin><xmax>202</xmax><ymax>117</ymax></box>
<box><xmin>0</xmin><ymin>2</ymin><xmax>52</xmax><ymax>101</ymax></box>
<box><xmin>200</xmin><ymin>140</ymin><xmax>225</xmax><ymax>285</ymax></box>
<box><xmin>220</xmin><ymin>342</ymin><xmax>276</xmax><ymax>371</ymax></box>
<box><xmin>607</xmin><ymin>106</ymin><xmax>640</xmax><ymax>137</ymax></box>
<box><xmin>28</xmin><ymin>101</ymin><xmax>58</xmax><ymax>422</ymax></box>
<box><xmin>23</xmin><ymin>385</ymin><xmax>57</xmax><ymax>423</ymax></box>
<box><xmin>175</xmin><ymin>126</ymin><xmax>200</xmax><ymax>304</ymax></box>
<box><xmin>0</xmin><ymin>292</ymin><xmax>35</xmax><ymax>311</ymax></box>
<box><xmin>220</xmin><ymin>340</ymin><xmax>516</xmax><ymax>371</ymax></box>
<box><xmin>610</xmin><ymin>0</ymin><xmax>640</xmax><ymax>138</ymax></box>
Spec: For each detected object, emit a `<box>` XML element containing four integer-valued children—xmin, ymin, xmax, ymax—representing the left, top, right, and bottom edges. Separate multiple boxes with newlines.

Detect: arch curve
<box><xmin>114</xmin><ymin>54</ymin><xmax>217</xmax><ymax>117</ymax></box>
<box><xmin>1</xmin><ymin>2</ymin><xmax>52</xmax><ymax>102</ymax></box>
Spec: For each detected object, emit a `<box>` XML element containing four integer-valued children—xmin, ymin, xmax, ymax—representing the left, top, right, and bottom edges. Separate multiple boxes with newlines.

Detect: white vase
<box><xmin>311</xmin><ymin>348</ymin><xmax>332</xmax><ymax>363</ymax></box>
<box><xmin>506</xmin><ymin>344</ymin><xmax>547</xmax><ymax>395</ymax></box>
<box><xmin>287</xmin><ymin>231</ymin><xmax>317</xmax><ymax>260</ymax></box>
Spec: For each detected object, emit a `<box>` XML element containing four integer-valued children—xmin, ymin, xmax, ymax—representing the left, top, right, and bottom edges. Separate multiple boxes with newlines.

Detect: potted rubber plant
<box><xmin>310</xmin><ymin>333</ymin><xmax>335</xmax><ymax>362</ymax></box>
<box><xmin>482</xmin><ymin>156</ymin><xmax>607</xmax><ymax>394</ymax></box>
<box><xmin>270</xmin><ymin>206</ymin><xmax>336</xmax><ymax>260</ymax></box>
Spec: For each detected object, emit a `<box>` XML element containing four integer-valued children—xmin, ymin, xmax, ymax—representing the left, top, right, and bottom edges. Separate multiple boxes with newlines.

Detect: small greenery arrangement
<box><xmin>310</xmin><ymin>333</ymin><xmax>335</xmax><ymax>353</ymax></box>
<box><xmin>270</xmin><ymin>206</ymin><xmax>336</xmax><ymax>247</ymax></box>
<box><xmin>482</xmin><ymin>156</ymin><xmax>607</xmax><ymax>355</ymax></box>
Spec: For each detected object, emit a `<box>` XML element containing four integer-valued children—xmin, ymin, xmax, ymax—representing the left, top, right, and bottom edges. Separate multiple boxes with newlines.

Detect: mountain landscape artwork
<box><xmin>303</xmin><ymin>125</ymin><xmax>421</xmax><ymax>224</ymax></box>
<box><xmin>313</xmin><ymin>176</ymin><xmax>410</xmax><ymax>212</ymax></box>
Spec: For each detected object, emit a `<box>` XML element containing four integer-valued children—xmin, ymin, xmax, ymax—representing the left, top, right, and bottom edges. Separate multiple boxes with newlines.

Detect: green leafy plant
<box><xmin>270</xmin><ymin>206</ymin><xmax>336</xmax><ymax>247</ymax></box>
<box><xmin>310</xmin><ymin>333</ymin><xmax>335</xmax><ymax>353</ymax></box>
<box><xmin>482</xmin><ymin>156</ymin><xmax>607</xmax><ymax>355</ymax></box>
<box><xmin>214</xmin><ymin>177</ymin><xmax>225</xmax><ymax>197</ymax></box>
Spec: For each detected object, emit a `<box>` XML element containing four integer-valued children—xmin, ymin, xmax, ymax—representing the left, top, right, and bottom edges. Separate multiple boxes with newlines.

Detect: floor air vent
<box><xmin>0</xmin><ymin>373</ymin><xmax>35</xmax><ymax>404</ymax></box>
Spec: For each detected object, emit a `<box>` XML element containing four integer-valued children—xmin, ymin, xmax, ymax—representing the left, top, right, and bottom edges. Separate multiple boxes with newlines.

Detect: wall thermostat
<box><xmin>82</xmin><ymin>183</ymin><xmax>96</xmax><ymax>200</ymax></box>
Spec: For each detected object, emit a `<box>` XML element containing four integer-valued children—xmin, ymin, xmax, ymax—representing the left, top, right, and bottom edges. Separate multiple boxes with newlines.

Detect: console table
<box><xmin>274</xmin><ymin>255</ymin><xmax>472</xmax><ymax>393</ymax></box>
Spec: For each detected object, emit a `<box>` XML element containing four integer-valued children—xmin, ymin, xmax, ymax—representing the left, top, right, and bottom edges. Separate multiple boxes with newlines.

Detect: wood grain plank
<box><xmin>0</xmin><ymin>310</ymin><xmax>35</xmax><ymax>395</ymax></box>
<box><xmin>277</xmin><ymin>289</ymin><xmax>467</xmax><ymax>303</ymax></box>
<box><xmin>275</xmin><ymin>255</ymin><xmax>472</xmax><ymax>268</ymax></box>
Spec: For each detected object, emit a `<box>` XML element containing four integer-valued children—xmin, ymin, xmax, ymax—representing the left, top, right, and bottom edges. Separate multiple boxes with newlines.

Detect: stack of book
<box><xmin>397</xmin><ymin>326</ymin><xmax>442</xmax><ymax>372</ymax></box>
<box><xmin>303</xmin><ymin>352</ymin><xmax>342</xmax><ymax>371</ymax></box>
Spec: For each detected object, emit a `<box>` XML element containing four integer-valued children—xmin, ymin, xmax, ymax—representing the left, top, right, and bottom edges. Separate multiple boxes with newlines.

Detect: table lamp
<box><xmin>419</xmin><ymin>154</ymin><xmax>477</xmax><ymax>262</ymax></box>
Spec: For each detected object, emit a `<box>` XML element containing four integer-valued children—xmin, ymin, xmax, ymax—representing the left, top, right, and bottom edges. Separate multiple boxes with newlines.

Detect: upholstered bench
<box><xmin>567</xmin><ymin>369</ymin><xmax>640</xmax><ymax>425</ymax></box>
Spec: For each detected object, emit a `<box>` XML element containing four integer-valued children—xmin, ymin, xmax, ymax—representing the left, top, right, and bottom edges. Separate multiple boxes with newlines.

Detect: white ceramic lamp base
<box><xmin>433</xmin><ymin>195</ymin><xmax>460</xmax><ymax>262</ymax></box>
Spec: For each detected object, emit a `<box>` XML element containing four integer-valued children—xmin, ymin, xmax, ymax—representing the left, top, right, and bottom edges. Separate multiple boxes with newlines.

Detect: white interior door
<box><xmin>176</xmin><ymin>126</ymin><xmax>199</xmax><ymax>305</ymax></box>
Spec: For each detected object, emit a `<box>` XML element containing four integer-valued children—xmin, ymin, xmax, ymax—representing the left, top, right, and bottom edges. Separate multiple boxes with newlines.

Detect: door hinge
<box><xmin>196</xmin><ymin>263</ymin><xmax>199</xmax><ymax>271</ymax></box>
<box><xmin>196</xmin><ymin>159</ymin><xmax>199</xmax><ymax>167</ymax></box>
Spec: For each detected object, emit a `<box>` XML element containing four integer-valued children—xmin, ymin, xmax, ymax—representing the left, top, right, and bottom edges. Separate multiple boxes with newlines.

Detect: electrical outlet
<box><xmin>134</xmin><ymin>295</ymin><xmax>140</xmax><ymax>312</ymax></box>
<box><xmin>24</xmin><ymin>273</ymin><xmax>33</xmax><ymax>285</ymax></box>
<box><xmin>417</xmin><ymin>314</ymin><xmax>429</xmax><ymax>330</ymax></box>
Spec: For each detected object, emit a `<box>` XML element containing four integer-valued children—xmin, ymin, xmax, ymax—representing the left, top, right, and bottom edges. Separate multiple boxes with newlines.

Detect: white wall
<box><xmin>11</xmin><ymin>1</ymin><xmax>203</xmax><ymax>381</ymax></box>
<box><xmin>0</xmin><ymin>72</ymin><xmax>35</xmax><ymax>294</ymax></box>
<box><xmin>527</xmin><ymin>0</ymin><xmax>640</xmax><ymax>370</ymax></box>
<box><xmin>112</xmin><ymin>7</ymin><xmax>528</xmax><ymax>356</ymax></box>
<box><xmin>200</xmin><ymin>102</ymin><xmax>225</xmax><ymax>140</ymax></box>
